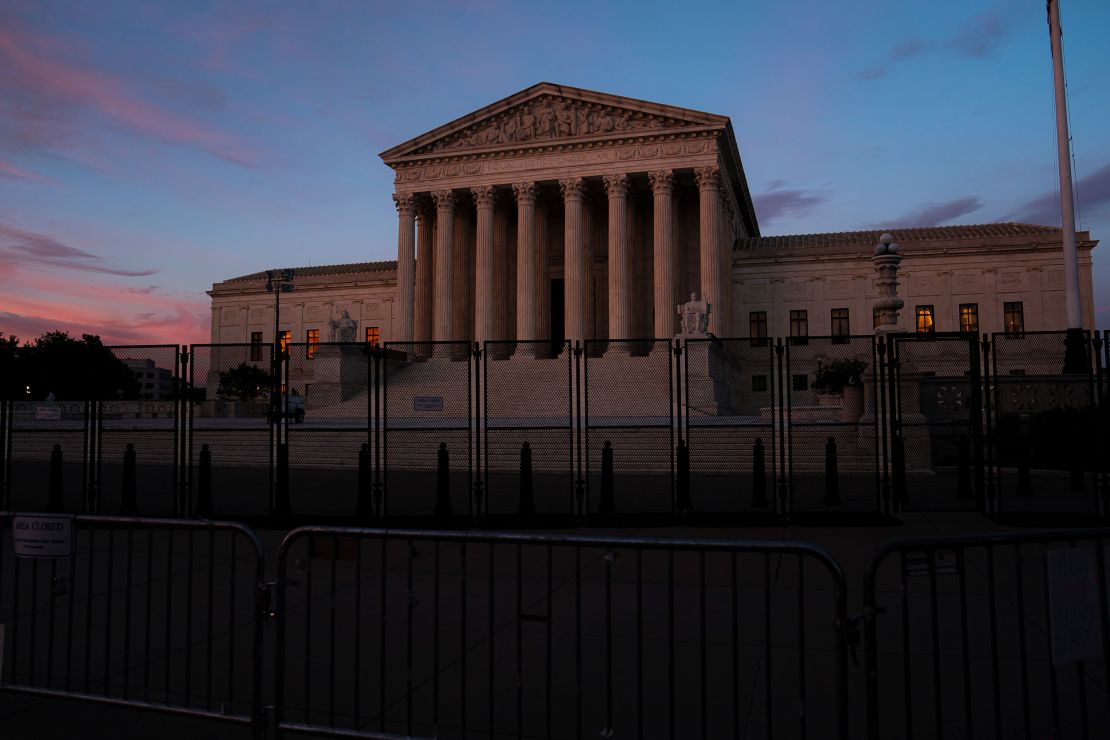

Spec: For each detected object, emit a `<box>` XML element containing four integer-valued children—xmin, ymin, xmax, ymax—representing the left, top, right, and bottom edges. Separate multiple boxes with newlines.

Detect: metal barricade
<box><xmin>0</xmin><ymin>514</ymin><xmax>265</xmax><ymax>733</ymax></box>
<box><xmin>863</xmin><ymin>529</ymin><xmax>1110</xmax><ymax>739</ymax></box>
<box><xmin>272</xmin><ymin>527</ymin><xmax>851</xmax><ymax>740</ymax></box>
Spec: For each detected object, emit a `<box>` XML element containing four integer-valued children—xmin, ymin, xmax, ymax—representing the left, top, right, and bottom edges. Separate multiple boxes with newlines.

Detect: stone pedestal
<box><xmin>308</xmin><ymin>345</ymin><xmax>371</xmax><ymax>406</ymax></box>
<box><xmin>682</xmin><ymin>341</ymin><xmax>744</xmax><ymax>417</ymax></box>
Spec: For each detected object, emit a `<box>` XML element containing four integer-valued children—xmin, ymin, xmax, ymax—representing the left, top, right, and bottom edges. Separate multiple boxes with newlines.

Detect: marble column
<box><xmin>452</xmin><ymin>204</ymin><xmax>472</xmax><ymax>342</ymax></box>
<box><xmin>649</xmin><ymin>170</ymin><xmax>676</xmax><ymax>339</ymax></box>
<box><xmin>604</xmin><ymin>173</ymin><xmax>632</xmax><ymax>345</ymax></box>
<box><xmin>414</xmin><ymin>199</ymin><xmax>435</xmax><ymax>344</ymax></box>
<box><xmin>472</xmin><ymin>185</ymin><xmax>496</xmax><ymax>345</ymax></box>
<box><xmin>513</xmin><ymin>182</ymin><xmax>538</xmax><ymax>350</ymax></box>
<box><xmin>392</xmin><ymin>193</ymin><xmax>416</xmax><ymax>343</ymax></box>
<box><xmin>535</xmin><ymin>197</ymin><xmax>551</xmax><ymax>349</ymax></box>
<box><xmin>560</xmin><ymin>177</ymin><xmax>588</xmax><ymax>344</ymax></box>
<box><xmin>431</xmin><ymin>189</ymin><xmax>455</xmax><ymax>344</ymax></box>
<box><xmin>695</xmin><ymin>165</ymin><xmax>724</xmax><ymax>336</ymax></box>
<box><xmin>493</xmin><ymin>197</ymin><xmax>514</xmax><ymax>342</ymax></box>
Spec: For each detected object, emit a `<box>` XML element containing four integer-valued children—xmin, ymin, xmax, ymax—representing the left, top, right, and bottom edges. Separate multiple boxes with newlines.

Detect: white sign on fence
<box><xmin>1046</xmin><ymin>546</ymin><xmax>1104</xmax><ymax>667</ymax></box>
<box><xmin>413</xmin><ymin>396</ymin><xmax>444</xmax><ymax>412</ymax></box>
<box><xmin>34</xmin><ymin>405</ymin><xmax>62</xmax><ymax>420</ymax></box>
<box><xmin>12</xmin><ymin>515</ymin><xmax>75</xmax><ymax>558</ymax></box>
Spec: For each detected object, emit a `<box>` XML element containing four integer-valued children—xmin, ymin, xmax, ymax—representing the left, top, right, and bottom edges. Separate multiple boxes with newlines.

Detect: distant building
<box><xmin>122</xmin><ymin>358</ymin><xmax>174</xmax><ymax>400</ymax></box>
<box><xmin>208</xmin><ymin>84</ymin><xmax>1098</xmax><ymax>347</ymax></box>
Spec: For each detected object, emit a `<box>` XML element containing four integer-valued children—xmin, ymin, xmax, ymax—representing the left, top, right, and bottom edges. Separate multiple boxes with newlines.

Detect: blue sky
<box><xmin>1</xmin><ymin>0</ymin><xmax>1108</xmax><ymax>343</ymax></box>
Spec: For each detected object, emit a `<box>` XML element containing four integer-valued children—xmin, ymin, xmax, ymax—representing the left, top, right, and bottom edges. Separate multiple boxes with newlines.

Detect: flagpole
<box><xmin>1048</xmin><ymin>0</ymin><xmax>1087</xmax><ymax>371</ymax></box>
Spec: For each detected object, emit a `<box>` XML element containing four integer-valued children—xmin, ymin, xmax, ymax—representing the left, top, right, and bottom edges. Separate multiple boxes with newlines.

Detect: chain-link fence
<box><xmin>989</xmin><ymin>330</ymin><xmax>1100</xmax><ymax>516</ymax></box>
<box><xmin>483</xmin><ymin>340</ymin><xmax>574</xmax><ymax>517</ymax></box>
<box><xmin>784</xmin><ymin>336</ymin><xmax>881</xmax><ymax>515</ymax></box>
<box><xmin>889</xmin><ymin>333</ymin><xmax>984</xmax><ymax>512</ymax></box>
<box><xmin>188</xmin><ymin>344</ymin><xmax>273</xmax><ymax>517</ymax></box>
<box><xmin>5</xmin><ymin>399</ymin><xmax>89</xmax><ymax>512</ymax></box>
<box><xmin>283</xmin><ymin>342</ymin><xmax>373</xmax><ymax>517</ymax></box>
<box><xmin>683</xmin><ymin>338</ymin><xmax>778</xmax><ymax>516</ymax></box>
<box><xmin>384</xmin><ymin>341</ymin><xmax>474</xmax><ymax>518</ymax></box>
<box><xmin>583</xmin><ymin>339</ymin><xmax>674</xmax><ymax>515</ymax></box>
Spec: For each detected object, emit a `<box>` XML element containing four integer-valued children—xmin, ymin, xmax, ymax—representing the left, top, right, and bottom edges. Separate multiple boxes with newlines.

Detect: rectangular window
<box><xmin>1004</xmin><ymin>302</ymin><xmax>1024</xmax><ymax>335</ymax></box>
<box><xmin>365</xmin><ymin>326</ymin><xmax>380</xmax><ymax>347</ymax></box>
<box><xmin>749</xmin><ymin>311</ymin><xmax>768</xmax><ymax>347</ymax></box>
<box><xmin>279</xmin><ymin>330</ymin><xmax>291</xmax><ymax>354</ymax></box>
<box><xmin>959</xmin><ymin>303</ymin><xmax>979</xmax><ymax>334</ymax></box>
<box><xmin>789</xmin><ymin>310</ymin><xmax>808</xmax><ymax>345</ymax></box>
<box><xmin>250</xmin><ymin>331</ymin><xmax>264</xmax><ymax>361</ymax></box>
<box><xmin>306</xmin><ymin>329</ymin><xmax>319</xmax><ymax>359</ymax></box>
<box><xmin>915</xmin><ymin>305</ymin><xmax>935</xmax><ymax>334</ymax></box>
<box><xmin>752</xmin><ymin>375</ymin><xmax>768</xmax><ymax>392</ymax></box>
<box><xmin>831</xmin><ymin>308</ymin><xmax>850</xmax><ymax>342</ymax></box>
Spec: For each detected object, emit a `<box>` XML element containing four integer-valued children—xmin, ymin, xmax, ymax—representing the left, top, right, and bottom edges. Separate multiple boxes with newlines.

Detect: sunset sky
<box><xmin>1</xmin><ymin>0</ymin><xmax>1108</xmax><ymax>345</ymax></box>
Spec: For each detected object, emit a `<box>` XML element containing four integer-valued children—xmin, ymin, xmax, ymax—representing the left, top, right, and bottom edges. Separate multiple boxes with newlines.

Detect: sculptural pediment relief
<box><xmin>382</xmin><ymin>84</ymin><xmax>727</xmax><ymax>162</ymax></box>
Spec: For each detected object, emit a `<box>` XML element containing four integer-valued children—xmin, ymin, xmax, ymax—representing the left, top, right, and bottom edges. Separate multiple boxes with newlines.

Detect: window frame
<box><xmin>789</xmin><ymin>309</ymin><xmax>808</xmax><ymax>345</ymax></box>
<box><xmin>365</xmin><ymin>326</ymin><xmax>380</xmax><ymax>347</ymax></box>
<box><xmin>959</xmin><ymin>303</ymin><xmax>979</xmax><ymax>335</ymax></box>
<box><xmin>915</xmin><ymin>305</ymin><xmax>935</xmax><ymax>335</ymax></box>
<box><xmin>1003</xmin><ymin>301</ymin><xmax>1024</xmax><ymax>335</ymax></box>
<box><xmin>306</xmin><ymin>328</ymin><xmax>319</xmax><ymax>359</ymax></box>
<box><xmin>830</xmin><ymin>307</ymin><xmax>850</xmax><ymax>342</ymax></box>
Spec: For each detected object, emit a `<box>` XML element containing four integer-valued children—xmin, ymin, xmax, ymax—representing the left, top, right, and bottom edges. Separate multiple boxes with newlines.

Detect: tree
<box><xmin>0</xmin><ymin>334</ymin><xmax>25</xmax><ymax>400</ymax></box>
<box><xmin>217</xmin><ymin>362</ymin><xmax>273</xmax><ymax>400</ymax></box>
<box><xmin>14</xmin><ymin>332</ymin><xmax>139</xmax><ymax>401</ymax></box>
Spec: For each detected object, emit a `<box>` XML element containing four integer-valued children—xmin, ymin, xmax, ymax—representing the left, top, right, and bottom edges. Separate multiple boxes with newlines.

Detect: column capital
<box><xmin>415</xmin><ymin>195</ymin><xmax>435</xmax><ymax>221</ymax></box>
<box><xmin>648</xmin><ymin>170</ymin><xmax>675</xmax><ymax>195</ymax></box>
<box><xmin>392</xmin><ymin>192</ymin><xmax>416</xmax><ymax>216</ymax></box>
<box><xmin>559</xmin><ymin>177</ymin><xmax>585</xmax><ymax>202</ymax></box>
<box><xmin>512</xmin><ymin>181</ymin><xmax>536</xmax><ymax>205</ymax></box>
<box><xmin>694</xmin><ymin>165</ymin><xmax>721</xmax><ymax>192</ymax></box>
<box><xmin>471</xmin><ymin>185</ymin><xmax>496</xmax><ymax>208</ymax></box>
<box><xmin>431</xmin><ymin>189</ymin><xmax>456</xmax><ymax>211</ymax></box>
<box><xmin>602</xmin><ymin>173</ymin><xmax>629</xmax><ymax>197</ymax></box>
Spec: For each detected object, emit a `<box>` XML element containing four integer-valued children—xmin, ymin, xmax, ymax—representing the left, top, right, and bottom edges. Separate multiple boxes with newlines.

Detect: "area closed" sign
<box><xmin>12</xmin><ymin>515</ymin><xmax>75</xmax><ymax>558</ymax></box>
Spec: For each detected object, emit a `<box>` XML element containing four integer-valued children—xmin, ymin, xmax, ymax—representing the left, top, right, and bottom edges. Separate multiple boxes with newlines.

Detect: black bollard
<box><xmin>48</xmin><ymin>443</ymin><xmax>64</xmax><ymax>512</ymax></box>
<box><xmin>519</xmin><ymin>441</ymin><xmax>535</xmax><ymax>516</ymax></box>
<box><xmin>121</xmin><ymin>443</ymin><xmax>138</xmax><ymax>514</ymax></box>
<box><xmin>274</xmin><ymin>442</ymin><xmax>291</xmax><ymax>518</ymax></box>
<box><xmin>356</xmin><ymin>442</ymin><xmax>371</xmax><ymax>520</ymax></box>
<box><xmin>751</xmin><ymin>438</ymin><xmax>768</xmax><ymax>508</ymax></box>
<box><xmin>599</xmin><ymin>441</ymin><xmax>616</xmax><ymax>514</ymax></box>
<box><xmin>823</xmin><ymin>437</ymin><xmax>840</xmax><ymax>505</ymax></box>
<box><xmin>956</xmin><ymin>436</ymin><xmax>971</xmax><ymax>499</ymax></box>
<box><xmin>435</xmin><ymin>442</ymin><xmax>452</xmax><ymax>519</ymax></box>
<box><xmin>1070</xmin><ymin>455</ymin><xmax>1087</xmax><ymax>494</ymax></box>
<box><xmin>676</xmin><ymin>439</ymin><xmax>693</xmax><ymax>513</ymax></box>
<box><xmin>1015</xmin><ymin>416</ymin><xmax>1033</xmax><ymax>496</ymax></box>
<box><xmin>196</xmin><ymin>443</ymin><xmax>213</xmax><ymax>518</ymax></box>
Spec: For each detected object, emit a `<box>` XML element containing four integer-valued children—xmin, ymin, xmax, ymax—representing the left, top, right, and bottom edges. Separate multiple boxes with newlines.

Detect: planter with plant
<box><xmin>812</xmin><ymin>358</ymin><xmax>868</xmax><ymax>420</ymax></box>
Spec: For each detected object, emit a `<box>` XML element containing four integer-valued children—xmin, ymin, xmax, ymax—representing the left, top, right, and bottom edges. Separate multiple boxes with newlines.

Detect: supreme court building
<box><xmin>208</xmin><ymin>83</ymin><xmax>1098</xmax><ymax>350</ymax></box>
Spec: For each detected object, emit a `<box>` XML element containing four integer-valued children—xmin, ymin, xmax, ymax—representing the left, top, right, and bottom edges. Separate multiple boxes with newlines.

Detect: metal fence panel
<box><xmin>584</xmin><ymin>339</ymin><xmax>674</xmax><ymax>515</ymax></box>
<box><xmin>890</xmin><ymin>333</ymin><xmax>984</xmax><ymax>512</ymax></box>
<box><xmin>384</xmin><ymin>342</ymin><xmax>474</xmax><ymax>518</ymax></box>
<box><xmin>0</xmin><ymin>515</ymin><xmax>265</xmax><ymax>728</ymax></box>
<box><xmin>784</xmin><ymin>336</ymin><xmax>881</xmax><ymax>515</ymax></box>
<box><xmin>274</xmin><ymin>527</ymin><xmax>850</xmax><ymax>740</ymax></box>
<box><xmin>5</xmin><ymin>400</ymin><xmax>90</xmax><ymax>513</ymax></box>
<box><xmin>864</xmin><ymin>529</ymin><xmax>1110</xmax><ymax>740</ymax></box>
<box><xmin>683</xmin><ymin>338</ymin><xmax>778</xmax><ymax>515</ymax></box>
<box><xmin>284</xmin><ymin>342</ymin><xmax>372</xmax><ymax>517</ymax></box>
<box><xmin>99</xmin><ymin>346</ymin><xmax>180</xmax><ymax>515</ymax></box>
<box><xmin>189</xmin><ymin>344</ymin><xmax>274</xmax><ymax>517</ymax></box>
<box><xmin>990</xmin><ymin>331</ymin><xmax>1100</xmax><ymax>515</ymax></box>
<box><xmin>483</xmin><ymin>340</ymin><xmax>574</xmax><ymax>517</ymax></box>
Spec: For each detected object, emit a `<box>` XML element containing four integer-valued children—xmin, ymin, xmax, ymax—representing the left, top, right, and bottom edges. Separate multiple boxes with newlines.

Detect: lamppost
<box><xmin>266</xmin><ymin>269</ymin><xmax>294</xmax><ymax>517</ymax></box>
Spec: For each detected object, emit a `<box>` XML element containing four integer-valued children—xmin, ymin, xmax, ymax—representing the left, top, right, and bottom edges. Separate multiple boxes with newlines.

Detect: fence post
<box><xmin>751</xmin><ymin>437</ymin><xmax>768</xmax><ymax>508</ymax></box>
<box><xmin>48</xmin><ymin>443</ymin><xmax>64</xmax><ymax>512</ymax></box>
<box><xmin>196</xmin><ymin>443</ymin><xmax>213</xmax><ymax>517</ymax></box>
<box><xmin>823</xmin><ymin>437</ymin><xmax>840</xmax><ymax>505</ymax></box>
<box><xmin>519</xmin><ymin>441</ymin><xmax>535</xmax><ymax>515</ymax></box>
<box><xmin>120</xmin><ymin>443</ymin><xmax>137</xmax><ymax>514</ymax></box>
<box><xmin>599</xmin><ymin>440</ymin><xmax>615</xmax><ymax>514</ymax></box>
<box><xmin>435</xmin><ymin>442</ymin><xmax>452</xmax><ymax>519</ymax></box>
<box><xmin>676</xmin><ymin>439</ymin><xmax>692</xmax><ymax>513</ymax></box>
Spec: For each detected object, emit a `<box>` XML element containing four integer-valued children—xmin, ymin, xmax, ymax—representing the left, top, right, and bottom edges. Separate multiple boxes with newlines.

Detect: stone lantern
<box><xmin>872</xmin><ymin>233</ymin><xmax>904</xmax><ymax>333</ymax></box>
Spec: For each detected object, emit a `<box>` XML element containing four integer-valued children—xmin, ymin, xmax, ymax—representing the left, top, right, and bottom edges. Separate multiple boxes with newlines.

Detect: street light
<box><xmin>265</xmin><ymin>268</ymin><xmax>295</xmax><ymax>415</ymax></box>
<box><xmin>266</xmin><ymin>268</ymin><xmax>294</xmax><ymax>518</ymax></box>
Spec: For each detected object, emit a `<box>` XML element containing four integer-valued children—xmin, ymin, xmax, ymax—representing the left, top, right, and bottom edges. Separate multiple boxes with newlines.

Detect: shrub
<box><xmin>812</xmin><ymin>359</ymin><xmax>867</xmax><ymax>394</ymax></box>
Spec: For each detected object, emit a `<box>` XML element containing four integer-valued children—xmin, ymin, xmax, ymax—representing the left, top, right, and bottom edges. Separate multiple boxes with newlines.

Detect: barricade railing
<box><xmin>272</xmin><ymin>527</ymin><xmax>851</xmax><ymax>740</ymax></box>
<box><xmin>0</xmin><ymin>514</ymin><xmax>266</xmax><ymax>734</ymax></box>
<box><xmin>863</xmin><ymin>528</ymin><xmax>1110</xmax><ymax>740</ymax></box>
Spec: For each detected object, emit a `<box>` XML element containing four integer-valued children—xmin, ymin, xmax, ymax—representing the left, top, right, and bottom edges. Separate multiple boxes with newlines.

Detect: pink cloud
<box><xmin>0</xmin><ymin>157</ymin><xmax>46</xmax><ymax>180</ymax></box>
<box><xmin>0</xmin><ymin>21</ymin><xmax>260</xmax><ymax>165</ymax></box>
<box><xmin>0</xmin><ymin>222</ymin><xmax>157</xmax><ymax>276</ymax></box>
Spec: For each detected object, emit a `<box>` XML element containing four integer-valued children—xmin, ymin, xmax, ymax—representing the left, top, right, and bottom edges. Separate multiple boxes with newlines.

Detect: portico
<box><xmin>381</xmin><ymin>83</ymin><xmax>758</xmax><ymax>350</ymax></box>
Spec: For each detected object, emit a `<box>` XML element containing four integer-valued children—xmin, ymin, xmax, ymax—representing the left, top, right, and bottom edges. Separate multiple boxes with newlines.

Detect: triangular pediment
<box><xmin>380</xmin><ymin>82</ymin><xmax>729</xmax><ymax>162</ymax></box>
